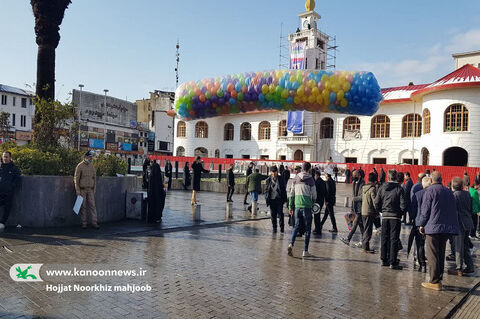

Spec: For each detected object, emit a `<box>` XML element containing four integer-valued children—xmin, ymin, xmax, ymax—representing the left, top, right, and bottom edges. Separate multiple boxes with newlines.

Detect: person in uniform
<box><xmin>74</xmin><ymin>151</ymin><xmax>99</xmax><ymax>229</ymax></box>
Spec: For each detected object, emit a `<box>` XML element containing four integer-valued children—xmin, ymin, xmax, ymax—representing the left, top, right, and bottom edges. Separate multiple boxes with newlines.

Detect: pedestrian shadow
<box><xmin>442</xmin><ymin>285</ymin><xmax>471</xmax><ymax>293</ymax></box>
<box><xmin>289</xmin><ymin>255</ymin><xmax>380</xmax><ymax>265</ymax></box>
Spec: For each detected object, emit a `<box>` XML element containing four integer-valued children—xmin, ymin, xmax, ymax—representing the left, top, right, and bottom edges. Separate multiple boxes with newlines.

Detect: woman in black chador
<box><xmin>148</xmin><ymin>161</ymin><xmax>165</xmax><ymax>223</ymax></box>
<box><xmin>183</xmin><ymin>162</ymin><xmax>191</xmax><ymax>190</ymax></box>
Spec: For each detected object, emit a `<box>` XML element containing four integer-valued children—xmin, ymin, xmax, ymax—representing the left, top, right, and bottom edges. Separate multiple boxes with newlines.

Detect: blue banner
<box><xmin>89</xmin><ymin>138</ymin><xmax>104</xmax><ymax>149</ymax></box>
<box><xmin>119</xmin><ymin>142</ymin><xmax>132</xmax><ymax>151</ymax></box>
<box><xmin>287</xmin><ymin>111</ymin><xmax>304</xmax><ymax>134</ymax></box>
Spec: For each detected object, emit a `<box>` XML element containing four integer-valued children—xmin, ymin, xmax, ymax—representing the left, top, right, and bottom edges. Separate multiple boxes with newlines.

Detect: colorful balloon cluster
<box><xmin>174</xmin><ymin>70</ymin><xmax>383</xmax><ymax>120</ymax></box>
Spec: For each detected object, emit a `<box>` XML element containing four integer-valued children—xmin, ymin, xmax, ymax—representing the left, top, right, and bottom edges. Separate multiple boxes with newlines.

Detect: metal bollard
<box><xmin>251</xmin><ymin>201</ymin><xmax>258</xmax><ymax>217</ymax></box>
<box><xmin>226</xmin><ymin>202</ymin><xmax>233</xmax><ymax>219</ymax></box>
<box><xmin>344</xmin><ymin>197</ymin><xmax>350</xmax><ymax>207</ymax></box>
<box><xmin>192</xmin><ymin>204</ymin><xmax>201</xmax><ymax>221</ymax></box>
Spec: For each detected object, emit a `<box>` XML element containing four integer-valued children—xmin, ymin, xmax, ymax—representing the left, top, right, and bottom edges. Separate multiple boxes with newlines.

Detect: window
<box><xmin>240</xmin><ymin>122</ymin><xmax>251</xmax><ymax>140</ymax></box>
<box><xmin>177</xmin><ymin>121</ymin><xmax>186</xmax><ymax>137</ymax></box>
<box><xmin>242</xmin><ymin>154</ymin><xmax>250</xmax><ymax>159</ymax></box>
<box><xmin>258</xmin><ymin>121</ymin><xmax>271</xmax><ymax>140</ymax></box>
<box><xmin>403</xmin><ymin>159</ymin><xmax>419</xmax><ymax>165</ymax></box>
<box><xmin>21</xmin><ymin>98</ymin><xmax>27</xmax><ymax>108</ymax></box>
<box><xmin>224</xmin><ymin>123</ymin><xmax>234</xmax><ymax>141</ymax></box>
<box><xmin>12</xmin><ymin>97</ymin><xmax>16</xmax><ymax>106</ymax></box>
<box><xmin>371</xmin><ymin>115</ymin><xmax>390</xmax><ymax>138</ymax></box>
<box><xmin>11</xmin><ymin>114</ymin><xmax>15</xmax><ymax>127</ymax></box>
<box><xmin>214</xmin><ymin>149</ymin><xmax>220</xmax><ymax>158</ymax></box>
<box><xmin>176</xmin><ymin>146</ymin><xmax>185</xmax><ymax>156</ymax></box>
<box><xmin>279</xmin><ymin>155</ymin><xmax>286</xmax><ymax>160</ymax></box>
<box><xmin>421</xmin><ymin>148</ymin><xmax>429</xmax><ymax>165</ymax></box>
<box><xmin>423</xmin><ymin>109</ymin><xmax>431</xmax><ymax>134</ymax></box>
<box><xmin>294</xmin><ymin>150</ymin><xmax>304</xmax><ymax>161</ymax></box>
<box><xmin>20</xmin><ymin>115</ymin><xmax>26</xmax><ymax>127</ymax></box>
<box><xmin>225</xmin><ymin>154</ymin><xmax>233</xmax><ymax>159</ymax></box>
<box><xmin>320</xmin><ymin>118</ymin><xmax>334</xmax><ymax>139</ymax></box>
<box><xmin>343</xmin><ymin>116</ymin><xmax>361</xmax><ymax>138</ymax></box>
<box><xmin>1</xmin><ymin>95</ymin><xmax>6</xmax><ymax>105</ymax></box>
<box><xmin>194</xmin><ymin>147</ymin><xmax>208</xmax><ymax>157</ymax></box>
<box><xmin>372</xmin><ymin>158</ymin><xmax>387</xmax><ymax>164</ymax></box>
<box><xmin>278</xmin><ymin>120</ymin><xmax>287</xmax><ymax>137</ymax></box>
<box><xmin>344</xmin><ymin>157</ymin><xmax>357</xmax><ymax>163</ymax></box>
<box><xmin>444</xmin><ymin>104</ymin><xmax>468</xmax><ymax>132</ymax></box>
<box><xmin>195</xmin><ymin>121</ymin><xmax>208</xmax><ymax>138</ymax></box>
<box><xmin>29</xmin><ymin>98</ymin><xmax>33</xmax><ymax>105</ymax></box>
<box><xmin>260</xmin><ymin>155</ymin><xmax>269</xmax><ymax>160</ymax></box>
<box><xmin>401</xmin><ymin>113</ymin><xmax>422</xmax><ymax>138</ymax></box>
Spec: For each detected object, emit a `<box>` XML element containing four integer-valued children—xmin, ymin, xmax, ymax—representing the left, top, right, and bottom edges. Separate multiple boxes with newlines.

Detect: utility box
<box><xmin>126</xmin><ymin>192</ymin><xmax>147</xmax><ymax>220</ymax></box>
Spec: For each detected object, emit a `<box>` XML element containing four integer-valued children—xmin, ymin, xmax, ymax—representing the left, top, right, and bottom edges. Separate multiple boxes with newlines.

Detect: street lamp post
<box><xmin>78</xmin><ymin>84</ymin><xmax>84</xmax><ymax>151</ymax></box>
<box><xmin>103</xmin><ymin>89</ymin><xmax>109</xmax><ymax>150</ymax></box>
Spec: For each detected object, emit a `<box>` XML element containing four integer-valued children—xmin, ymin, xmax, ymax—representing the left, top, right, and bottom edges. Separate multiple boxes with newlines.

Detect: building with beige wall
<box><xmin>453</xmin><ymin>50</ymin><xmax>480</xmax><ymax>69</ymax></box>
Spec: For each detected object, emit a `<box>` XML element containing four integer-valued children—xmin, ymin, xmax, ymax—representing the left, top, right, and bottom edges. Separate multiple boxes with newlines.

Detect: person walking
<box><xmin>191</xmin><ymin>156</ymin><xmax>210</xmax><ymax>205</ymax></box>
<box><xmin>142</xmin><ymin>158</ymin><xmax>150</xmax><ymax>189</ymax></box>
<box><xmin>372</xmin><ymin>168</ymin><xmax>379</xmax><ymax>183</ymax></box>
<box><xmin>379</xmin><ymin>168</ymin><xmax>386</xmax><ymax>184</ymax></box>
<box><xmin>396</xmin><ymin>172</ymin><xmax>407</xmax><ymax>224</ymax></box>
<box><xmin>358</xmin><ymin>167</ymin><xmax>365</xmax><ymax>181</ymax></box>
<box><xmin>313</xmin><ymin>169</ymin><xmax>326</xmax><ymax>235</ymax></box>
<box><xmin>244</xmin><ymin>162</ymin><xmax>254</xmax><ymax>205</ymax></box>
<box><xmin>319</xmin><ymin>170</ymin><xmax>338</xmax><ymax>233</ymax></box>
<box><xmin>449</xmin><ymin>177</ymin><xmax>475</xmax><ymax>276</ymax></box>
<box><xmin>0</xmin><ymin>151</ymin><xmax>21</xmax><ymax>231</ymax></box>
<box><xmin>165</xmin><ymin>160</ymin><xmax>173</xmax><ymax>190</ymax></box>
<box><xmin>341</xmin><ymin>170</ymin><xmax>365</xmax><ymax>246</ymax></box>
<box><xmin>403</xmin><ymin>172</ymin><xmax>414</xmax><ymax>224</ymax></box>
<box><xmin>411</xmin><ymin>173</ymin><xmax>425</xmax><ymax>201</ymax></box>
<box><xmin>361</xmin><ymin>173</ymin><xmax>378</xmax><ymax>253</ymax></box>
<box><xmin>147</xmin><ymin>160</ymin><xmax>165</xmax><ymax>223</ymax></box>
<box><xmin>411</xmin><ymin>177</ymin><xmax>432</xmax><ymax>273</ymax></box>
<box><xmin>246</xmin><ymin>168</ymin><xmax>268</xmax><ymax>211</ymax></box>
<box><xmin>417</xmin><ymin>172</ymin><xmax>460</xmax><ymax>291</ymax></box>
<box><xmin>265</xmin><ymin>166</ymin><xmax>287</xmax><ymax>233</ymax></box>
<box><xmin>74</xmin><ymin>151</ymin><xmax>99</xmax><ymax>229</ymax></box>
<box><xmin>374</xmin><ymin>169</ymin><xmax>406</xmax><ymax>270</ymax></box>
<box><xmin>469</xmin><ymin>182</ymin><xmax>480</xmax><ymax>238</ymax></box>
<box><xmin>463</xmin><ymin>171</ymin><xmax>470</xmax><ymax>190</ymax></box>
<box><xmin>183</xmin><ymin>162</ymin><xmax>191</xmax><ymax>190</ymax></box>
<box><xmin>227</xmin><ymin>164</ymin><xmax>235</xmax><ymax>202</ymax></box>
<box><xmin>345</xmin><ymin>168</ymin><xmax>351</xmax><ymax>184</ymax></box>
<box><xmin>287</xmin><ymin>162</ymin><xmax>317</xmax><ymax>257</ymax></box>
<box><xmin>475</xmin><ymin>172</ymin><xmax>480</xmax><ymax>187</ymax></box>
<box><xmin>333</xmin><ymin>165</ymin><xmax>339</xmax><ymax>183</ymax></box>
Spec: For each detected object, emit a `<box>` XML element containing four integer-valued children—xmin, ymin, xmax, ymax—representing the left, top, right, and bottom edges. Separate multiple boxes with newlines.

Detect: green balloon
<box><xmin>238</xmin><ymin>92</ymin><xmax>244</xmax><ymax>101</ymax></box>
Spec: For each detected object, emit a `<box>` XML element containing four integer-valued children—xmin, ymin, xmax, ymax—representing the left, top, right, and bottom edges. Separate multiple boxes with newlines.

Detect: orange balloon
<box><xmin>199</xmin><ymin>94</ymin><xmax>206</xmax><ymax>102</ymax></box>
<box><xmin>231</xmin><ymin>91</ymin><xmax>238</xmax><ymax>99</ymax></box>
<box><xmin>194</xmin><ymin>88</ymin><xmax>201</xmax><ymax>95</ymax></box>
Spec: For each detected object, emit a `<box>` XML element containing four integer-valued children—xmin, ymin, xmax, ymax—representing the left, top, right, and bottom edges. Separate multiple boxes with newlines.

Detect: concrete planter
<box><xmin>5</xmin><ymin>175</ymin><xmax>138</xmax><ymax>228</ymax></box>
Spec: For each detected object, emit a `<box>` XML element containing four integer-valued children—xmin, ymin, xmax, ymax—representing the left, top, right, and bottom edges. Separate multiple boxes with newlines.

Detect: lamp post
<box><xmin>103</xmin><ymin>89</ymin><xmax>109</xmax><ymax>150</ymax></box>
<box><xmin>78</xmin><ymin>84</ymin><xmax>84</xmax><ymax>151</ymax></box>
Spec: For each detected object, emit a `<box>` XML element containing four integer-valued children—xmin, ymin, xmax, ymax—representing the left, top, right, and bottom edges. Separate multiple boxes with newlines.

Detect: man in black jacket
<box><xmin>265</xmin><ymin>166</ymin><xmax>287</xmax><ymax>233</ymax></box>
<box><xmin>165</xmin><ymin>160</ymin><xmax>173</xmax><ymax>190</ymax></box>
<box><xmin>342</xmin><ymin>170</ymin><xmax>365</xmax><ymax>246</ymax></box>
<box><xmin>244</xmin><ymin>162</ymin><xmax>254</xmax><ymax>205</ymax></box>
<box><xmin>227</xmin><ymin>164</ymin><xmax>235</xmax><ymax>202</ymax></box>
<box><xmin>319</xmin><ymin>171</ymin><xmax>338</xmax><ymax>233</ymax></box>
<box><xmin>403</xmin><ymin>172</ymin><xmax>414</xmax><ymax>224</ymax></box>
<box><xmin>313</xmin><ymin>169</ymin><xmax>326</xmax><ymax>235</ymax></box>
<box><xmin>0</xmin><ymin>151</ymin><xmax>21</xmax><ymax>230</ymax></box>
<box><xmin>380</xmin><ymin>168</ymin><xmax>386</xmax><ymax>184</ymax></box>
<box><xmin>375</xmin><ymin>169</ymin><xmax>406</xmax><ymax>270</ymax></box>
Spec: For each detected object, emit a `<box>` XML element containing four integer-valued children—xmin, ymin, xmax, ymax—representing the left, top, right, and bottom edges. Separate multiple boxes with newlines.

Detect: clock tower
<box><xmin>289</xmin><ymin>0</ymin><xmax>329</xmax><ymax>70</ymax></box>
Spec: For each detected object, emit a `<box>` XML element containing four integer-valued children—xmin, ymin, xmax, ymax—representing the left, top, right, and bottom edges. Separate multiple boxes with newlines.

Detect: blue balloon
<box><xmin>229</xmin><ymin>98</ymin><xmax>236</xmax><ymax>105</ymax></box>
<box><xmin>286</xmin><ymin>96</ymin><xmax>294</xmax><ymax>104</ymax></box>
<box><xmin>329</xmin><ymin>92</ymin><xmax>337</xmax><ymax>103</ymax></box>
<box><xmin>259</xmin><ymin>93</ymin><xmax>265</xmax><ymax>103</ymax></box>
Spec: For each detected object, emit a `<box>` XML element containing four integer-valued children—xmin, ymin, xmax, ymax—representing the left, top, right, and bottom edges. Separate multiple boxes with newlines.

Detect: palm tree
<box><xmin>30</xmin><ymin>0</ymin><xmax>71</xmax><ymax>146</ymax></box>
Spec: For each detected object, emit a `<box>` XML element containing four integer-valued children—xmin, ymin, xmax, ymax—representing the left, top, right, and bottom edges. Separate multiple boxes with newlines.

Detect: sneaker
<box><xmin>355</xmin><ymin>242</ymin><xmax>363</xmax><ymax>248</ymax></box>
<box><xmin>302</xmin><ymin>251</ymin><xmax>312</xmax><ymax>257</ymax></box>
<box><xmin>421</xmin><ymin>282</ymin><xmax>442</xmax><ymax>291</ymax></box>
<box><xmin>447</xmin><ymin>269</ymin><xmax>463</xmax><ymax>276</ymax></box>
<box><xmin>340</xmin><ymin>237</ymin><xmax>350</xmax><ymax>246</ymax></box>
<box><xmin>287</xmin><ymin>244</ymin><xmax>293</xmax><ymax>256</ymax></box>
<box><xmin>381</xmin><ymin>261</ymin><xmax>390</xmax><ymax>267</ymax></box>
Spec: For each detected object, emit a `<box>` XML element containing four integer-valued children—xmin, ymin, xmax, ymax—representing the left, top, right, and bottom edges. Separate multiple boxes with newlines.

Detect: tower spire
<box><xmin>305</xmin><ymin>0</ymin><xmax>315</xmax><ymax>11</ymax></box>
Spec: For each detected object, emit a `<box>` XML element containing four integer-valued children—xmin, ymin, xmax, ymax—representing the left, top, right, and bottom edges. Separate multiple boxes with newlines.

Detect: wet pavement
<box><xmin>0</xmin><ymin>183</ymin><xmax>479</xmax><ymax>318</ymax></box>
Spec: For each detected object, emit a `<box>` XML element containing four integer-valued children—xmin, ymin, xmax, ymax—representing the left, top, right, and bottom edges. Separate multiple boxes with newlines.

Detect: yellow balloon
<box><xmin>332</xmin><ymin>83</ymin><xmax>340</xmax><ymax>92</ymax></box>
<box><xmin>342</xmin><ymin>82</ymin><xmax>351</xmax><ymax>92</ymax></box>
<box><xmin>302</xmin><ymin>96</ymin><xmax>308</xmax><ymax>103</ymax></box>
<box><xmin>337</xmin><ymin>90</ymin><xmax>345</xmax><ymax>101</ymax></box>
<box><xmin>281</xmin><ymin>89</ymin><xmax>289</xmax><ymax>99</ymax></box>
<box><xmin>316</xmin><ymin>95</ymin><xmax>323</xmax><ymax>105</ymax></box>
<box><xmin>341</xmin><ymin>99</ymin><xmax>348</xmax><ymax>107</ymax></box>
<box><xmin>308</xmin><ymin>79</ymin><xmax>316</xmax><ymax>88</ymax></box>
<box><xmin>297</xmin><ymin>87</ymin><xmax>304</xmax><ymax>97</ymax></box>
<box><xmin>262</xmin><ymin>84</ymin><xmax>268</xmax><ymax>95</ymax></box>
<box><xmin>311</xmin><ymin>87</ymin><xmax>319</xmax><ymax>96</ymax></box>
<box><xmin>294</xmin><ymin>96</ymin><xmax>301</xmax><ymax>104</ymax></box>
<box><xmin>321</xmin><ymin>74</ymin><xmax>329</xmax><ymax>83</ymax></box>
<box><xmin>308</xmin><ymin>95</ymin><xmax>315</xmax><ymax>103</ymax></box>
<box><xmin>269</xmin><ymin>84</ymin><xmax>275</xmax><ymax>94</ymax></box>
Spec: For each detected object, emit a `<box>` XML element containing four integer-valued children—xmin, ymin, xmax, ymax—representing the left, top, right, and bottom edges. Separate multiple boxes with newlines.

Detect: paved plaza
<box><xmin>0</xmin><ymin>184</ymin><xmax>479</xmax><ymax>318</ymax></box>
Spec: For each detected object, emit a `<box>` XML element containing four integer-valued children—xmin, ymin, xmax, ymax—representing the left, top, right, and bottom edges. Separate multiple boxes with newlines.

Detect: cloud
<box><xmin>350</xmin><ymin>28</ymin><xmax>480</xmax><ymax>88</ymax></box>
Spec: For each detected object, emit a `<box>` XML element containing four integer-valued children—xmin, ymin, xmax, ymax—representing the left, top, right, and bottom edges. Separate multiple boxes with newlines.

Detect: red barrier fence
<box><xmin>149</xmin><ymin>155</ymin><xmax>480</xmax><ymax>185</ymax></box>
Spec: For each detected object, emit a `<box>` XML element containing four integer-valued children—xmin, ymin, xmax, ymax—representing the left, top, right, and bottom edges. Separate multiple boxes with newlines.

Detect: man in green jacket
<box><xmin>246</xmin><ymin>168</ymin><xmax>268</xmax><ymax>206</ymax></box>
<box><xmin>469</xmin><ymin>182</ymin><xmax>480</xmax><ymax>238</ymax></box>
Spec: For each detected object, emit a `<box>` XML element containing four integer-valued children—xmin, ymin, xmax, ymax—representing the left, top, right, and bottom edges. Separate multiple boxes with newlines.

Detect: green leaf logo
<box><xmin>10</xmin><ymin>264</ymin><xmax>43</xmax><ymax>282</ymax></box>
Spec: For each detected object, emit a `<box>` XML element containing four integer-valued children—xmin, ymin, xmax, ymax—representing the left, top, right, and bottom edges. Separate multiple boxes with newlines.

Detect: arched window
<box><xmin>240</xmin><ymin>122</ymin><xmax>251</xmax><ymax>140</ymax></box>
<box><xmin>214</xmin><ymin>149</ymin><xmax>220</xmax><ymax>158</ymax></box>
<box><xmin>343</xmin><ymin>116</ymin><xmax>360</xmax><ymax>138</ymax></box>
<box><xmin>320</xmin><ymin>118</ymin><xmax>334</xmax><ymax>139</ymax></box>
<box><xmin>401</xmin><ymin>113</ymin><xmax>422</xmax><ymax>138</ymax></box>
<box><xmin>176</xmin><ymin>146</ymin><xmax>185</xmax><ymax>157</ymax></box>
<box><xmin>294</xmin><ymin>150</ymin><xmax>303</xmax><ymax>161</ymax></box>
<box><xmin>371</xmin><ymin>115</ymin><xmax>390</xmax><ymax>138</ymax></box>
<box><xmin>421</xmin><ymin>147</ymin><xmax>429</xmax><ymax>165</ymax></box>
<box><xmin>444</xmin><ymin>104</ymin><xmax>469</xmax><ymax>132</ymax></box>
<box><xmin>194</xmin><ymin>147</ymin><xmax>208</xmax><ymax>157</ymax></box>
<box><xmin>423</xmin><ymin>109</ymin><xmax>431</xmax><ymax>134</ymax></box>
<box><xmin>224</xmin><ymin>123</ymin><xmax>234</xmax><ymax>141</ymax></box>
<box><xmin>258</xmin><ymin>121</ymin><xmax>271</xmax><ymax>140</ymax></box>
<box><xmin>278</xmin><ymin>120</ymin><xmax>287</xmax><ymax>137</ymax></box>
<box><xmin>195</xmin><ymin>121</ymin><xmax>208</xmax><ymax>138</ymax></box>
<box><xmin>177</xmin><ymin>121</ymin><xmax>186</xmax><ymax>138</ymax></box>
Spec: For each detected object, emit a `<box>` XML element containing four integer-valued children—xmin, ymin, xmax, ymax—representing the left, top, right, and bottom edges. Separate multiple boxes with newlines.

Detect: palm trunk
<box><xmin>35</xmin><ymin>44</ymin><xmax>55</xmax><ymax>101</ymax></box>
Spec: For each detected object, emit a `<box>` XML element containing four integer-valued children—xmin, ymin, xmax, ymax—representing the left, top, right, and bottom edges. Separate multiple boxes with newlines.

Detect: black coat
<box><xmin>227</xmin><ymin>168</ymin><xmax>235</xmax><ymax>187</ymax></box>
<box><xmin>192</xmin><ymin>161</ymin><xmax>209</xmax><ymax>191</ymax></box>
<box><xmin>147</xmin><ymin>163</ymin><xmax>165</xmax><ymax>222</ymax></box>
<box><xmin>352</xmin><ymin>178</ymin><xmax>365</xmax><ymax>212</ymax></box>
<box><xmin>374</xmin><ymin>182</ymin><xmax>406</xmax><ymax>219</ymax></box>
<box><xmin>315</xmin><ymin>177</ymin><xmax>326</xmax><ymax>206</ymax></box>
<box><xmin>380</xmin><ymin>169</ymin><xmax>386</xmax><ymax>184</ymax></box>
<box><xmin>184</xmin><ymin>165</ymin><xmax>191</xmax><ymax>187</ymax></box>
<box><xmin>325</xmin><ymin>177</ymin><xmax>336</xmax><ymax>205</ymax></box>
<box><xmin>265</xmin><ymin>175</ymin><xmax>287</xmax><ymax>206</ymax></box>
<box><xmin>165</xmin><ymin>162</ymin><xmax>173</xmax><ymax>177</ymax></box>
<box><xmin>282</xmin><ymin>170</ymin><xmax>290</xmax><ymax>183</ymax></box>
<box><xmin>0</xmin><ymin>162</ymin><xmax>20</xmax><ymax>195</ymax></box>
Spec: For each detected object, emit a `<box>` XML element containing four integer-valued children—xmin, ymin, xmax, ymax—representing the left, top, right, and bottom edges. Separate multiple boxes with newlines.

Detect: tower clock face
<box><xmin>303</xmin><ymin>20</ymin><xmax>309</xmax><ymax>28</ymax></box>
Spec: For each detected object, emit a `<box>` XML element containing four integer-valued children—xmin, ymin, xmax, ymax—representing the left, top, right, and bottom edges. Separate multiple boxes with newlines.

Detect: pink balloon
<box><xmin>318</xmin><ymin>82</ymin><xmax>325</xmax><ymax>90</ymax></box>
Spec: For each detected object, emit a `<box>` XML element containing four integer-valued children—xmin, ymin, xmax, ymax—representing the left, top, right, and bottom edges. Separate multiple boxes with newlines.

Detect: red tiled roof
<box><xmin>381</xmin><ymin>84</ymin><xmax>429</xmax><ymax>104</ymax></box>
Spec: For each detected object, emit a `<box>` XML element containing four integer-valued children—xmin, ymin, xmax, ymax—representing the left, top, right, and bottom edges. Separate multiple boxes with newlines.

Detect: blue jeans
<box><xmin>250</xmin><ymin>191</ymin><xmax>258</xmax><ymax>202</ymax></box>
<box><xmin>291</xmin><ymin>207</ymin><xmax>313</xmax><ymax>251</ymax></box>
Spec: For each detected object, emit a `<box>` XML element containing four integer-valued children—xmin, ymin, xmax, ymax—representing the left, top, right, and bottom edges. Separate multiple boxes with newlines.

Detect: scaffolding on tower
<box><xmin>326</xmin><ymin>35</ymin><xmax>338</xmax><ymax>70</ymax></box>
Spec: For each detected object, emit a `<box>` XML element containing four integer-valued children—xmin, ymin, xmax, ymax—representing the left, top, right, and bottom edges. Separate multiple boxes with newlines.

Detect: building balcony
<box><xmin>278</xmin><ymin>136</ymin><xmax>313</xmax><ymax>145</ymax></box>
